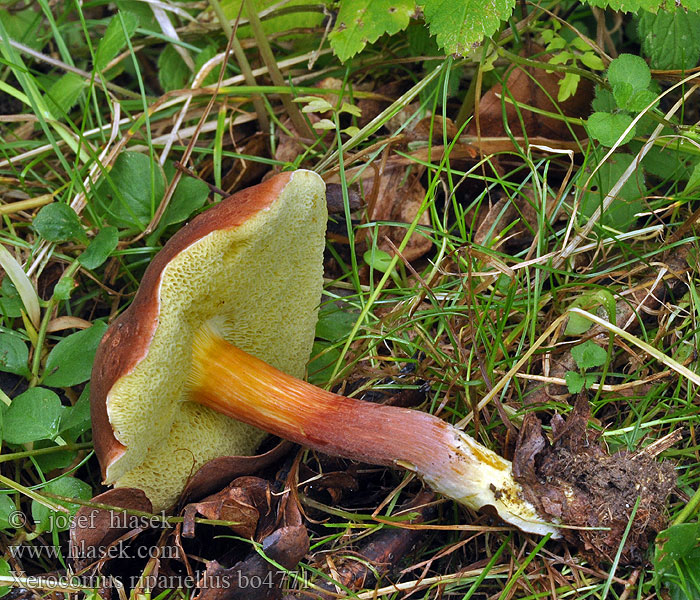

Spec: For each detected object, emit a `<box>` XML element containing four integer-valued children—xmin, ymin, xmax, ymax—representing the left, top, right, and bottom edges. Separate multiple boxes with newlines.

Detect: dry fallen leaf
<box><xmin>468</xmin><ymin>45</ymin><xmax>593</xmax><ymax>144</ymax></box>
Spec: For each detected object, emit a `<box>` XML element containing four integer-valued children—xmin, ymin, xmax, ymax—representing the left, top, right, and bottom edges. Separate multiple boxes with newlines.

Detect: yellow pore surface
<box><xmin>105</xmin><ymin>170</ymin><xmax>327</xmax><ymax>510</ymax></box>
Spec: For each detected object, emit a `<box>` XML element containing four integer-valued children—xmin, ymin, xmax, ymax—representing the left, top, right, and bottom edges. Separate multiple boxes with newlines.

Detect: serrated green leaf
<box><xmin>4</xmin><ymin>388</ymin><xmax>65</xmax><ymax>444</ymax></box>
<box><xmin>607</xmin><ymin>53</ymin><xmax>651</xmax><ymax>91</ymax></box>
<box><xmin>591</xmin><ymin>86</ymin><xmax>616</xmax><ymax>113</ymax></box>
<box><xmin>587</xmin><ymin>112</ymin><xmax>635</xmax><ymax>147</ymax></box>
<box><xmin>0</xmin><ymin>333</ymin><xmax>29</xmax><ymax>377</ymax></box>
<box><xmin>33</xmin><ymin>203</ymin><xmax>87</xmax><ymax>244</ymax></box>
<box><xmin>79</xmin><ymin>227</ymin><xmax>119</xmax><ymax>270</ymax></box>
<box><xmin>329</xmin><ymin>0</ymin><xmax>415</xmax><ymax>62</ymax></box>
<box><xmin>46</xmin><ymin>73</ymin><xmax>85</xmax><ymax>118</ymax></box>
<box><xmin>571</xmin><ymin>339</ymin><xmax>608</xmax><ymax>369</ymax></box>
<box><xmin>558</xmin><ymin>73</ymin><xmax>580</xmax><ymax>102</ymax></box>
<box><xmin>622</xmin><ymin>88</ymin><xmax>658</xmax><ymax>112</ymax></box>
<box><xmin>158</xmin><ymin>44</ymin><xmax>190</xmax><ymax>92</ymax></box>
<box><xmin>638</xmin><ymin>10</ymin><xmax>700</xmax><ymax>70</ymax></box>
<box><xmin>424</xmin><ymin>0</ymin><xmax>517</xmax><ymax>55</ymax></box>
<box><xmin>612</xmin><ymin>81</ymin><xmax>634</xmax><ymax>109</ymax></box>
<box><xmin>585</xmin><ymin>0</ymin><xmax>697</xmax><ymax>11</ymax></box>
<box><xmin>95</xmin><ymin>11</ymin><xmax>139</xmax><ymax>72</ymax></box>
<box><xmin>581</xmin><ymin>152</ymin><xmax>646</xmax><ymax>230</ymax></box>
<box><xmin>31</xmin><ymin>477</ymin><xmax>92</xmax><ymax>534</ymax></box>
<box><xmin>42</xmin><ymin>322</ymin><xmax>108</xmax><ymax>388</ymax></box>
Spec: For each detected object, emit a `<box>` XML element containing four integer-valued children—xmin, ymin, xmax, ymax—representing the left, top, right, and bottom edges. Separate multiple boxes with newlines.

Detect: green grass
<box><xmin>1</xmin><ymin>1</ymin><xmax>700</xmax><ymax>599</ymax></box>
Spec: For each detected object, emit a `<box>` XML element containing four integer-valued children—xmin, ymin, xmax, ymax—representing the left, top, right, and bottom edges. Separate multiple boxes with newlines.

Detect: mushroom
<box><xmin>91</xmin><ymin>170</ymin><xmax>328</xmax><ymax>511</ymax></box>
<box><xmin>92</xmin><ymin>168</ymin><xmax>559</xmax><ymax>537</ymax></box>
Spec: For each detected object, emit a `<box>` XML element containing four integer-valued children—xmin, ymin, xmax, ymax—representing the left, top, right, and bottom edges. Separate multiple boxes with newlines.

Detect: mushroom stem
<box><xmin>187</xmin><ymin>326</ymin><xmax>560</xmax><ymax>537</ymax></box>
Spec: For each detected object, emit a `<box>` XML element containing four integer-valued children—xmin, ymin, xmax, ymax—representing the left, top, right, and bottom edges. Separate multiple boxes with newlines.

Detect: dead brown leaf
<box><xmin>468</xmin><ymin>45</ymin><xmax>593</xmax><ymax>143</ymax></box>
<box><xmin>514</xmin><ymin>395</ymin><xmax>677</xmax><ymax>565</ymax></box>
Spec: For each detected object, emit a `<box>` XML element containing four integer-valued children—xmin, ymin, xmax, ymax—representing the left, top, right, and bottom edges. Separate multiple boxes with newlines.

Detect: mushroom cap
<box><xmin>91</xmin><ymin>170</ymin><xmax>327</xmax><ymax>511</ymax></box>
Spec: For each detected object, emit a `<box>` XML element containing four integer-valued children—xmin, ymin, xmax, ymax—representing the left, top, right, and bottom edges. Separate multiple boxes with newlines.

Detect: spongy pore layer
<box><xmin>104</xmin><ymin>170</ymin><xmax>327</xmax><ymax>511</ymax></box>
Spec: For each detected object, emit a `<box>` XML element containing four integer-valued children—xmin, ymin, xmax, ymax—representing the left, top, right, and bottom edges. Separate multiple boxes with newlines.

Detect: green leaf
<box><xmin>565</xmin><ymin>370</ymin><xmax>586</xmax><ymax>394</ymax></box>
<box><xmin>158</xmin><ymin>44</ymin><xmax>191</xmax><ymax>92</ymax></box>
<box><xmin>565</xmin><ymin>312</ymin><xmax>593</xmax><ymax>336</ymax></box>
<box><xmin>423</xmin><ymin>0</ymin><xmax>517</xmax><ymax>55</ymax></box>
<box><xmin>585</xmin><ymin>0</ymin><xmax>700</xmax><ymax>12</ymax></box>
<box><xmin>558</xmin><ymin>73</ymin><xmax>580</xmax><ymax>102</ymax></box>
<box><xmin>42</xmin><ymin>322</ymin><xmax>108</xmax><ymax>388</ymax></box>
<box><xmin>581</xmin><ymin>152</ymin><xmax>646</xmax><ymax>230</ymax></box>
<box><xmin>33</xmin><ymin>203</ymin><xmax>87</xmax><ymax>244</ymax></box>
<box><xmin>0</xmin><ymin>278</ymin><xmax>22</xmax><ymax>319</ymax></box>
<box><xmin>607</xmin><ymin>53</ymin><xmax>651</xmax><ymax>92</ymax></box>
<box><xmin>591</xmin><ymin>86</ymin><xmax>616</xmax><ymax>113</ymax></box>
<box><xmin>0</xmin><ymin>496</ymin><xmax>17</xmax><ymax>531</ymax></box>
<box><xmin>364</xmin><ymin>248</ymin><xmax>394</xmax><ymax>272</ymax></box>
<box><xmin>46</xmin><ymin>72</ymin><xmax>85</xmax><ymax>118</ymax></box>
<box><xmin>79</xmin><ymin>227</ymin><xmax>119</xmax><ymax>270</ymax></box>
<box><xmin>0</xmin><ymin>558</ymin><xmax>10</xmax><ymax>597</ymax></box>
<box><xmin>580</xmin><ymin>52</ymin><xmax>605</xmax><ymax>70</ymax></box>
<box><xmin>639</xmin><ymin>9</ymin><xmax>700</xmax><ymax>70</ymax></box>
<box><xmin>624</xmin><ymin>88</ymin><xmax>658</xmax><ymax>112</ymax></box>
<box><xmin>95</xmin><ymin>11</ymin><xmax>139</xmax><ymax>72</ymax></box>
<box><xmin>587</xmin><ymin>112</ymin><xmax>635</xmax><ymax>147</ymax></box>
<box><xmin>161</xmin><ymin>177</ymin><xmax>210</xmax><ymax>228</ymax></box>
<box><xmin>93</xmin><ymin>152</ymin><xmax>166</xmax><ymax>231</ymax></box>
<box><xmin>222</xmin><ymin>0</ymin><xmax>324</xmax><ymax>38</ymax></box>
<box><xmin>308</xmin><ymin>341</ymin><xmax>341</xmax><ymax>386</ymax></box>
<box><xmin>4</xmin><ymin>388</ymin><xmax>65</xmax><ymax>444</ymax></box>
<box><xmin>571</xmin><ymin>339</ymin><xmax>607</xmax><ymax>370</ymax></box>
<box><xmin>31</xmin><ymin>477</ymin><xmax>92</xmax><ymax>534</ymax></box>
<box><xmin>60</xmin><ymin>385</ymin><xmax>92</xmax><ymax>438</ymax></box>
<box><xmin>0</xmin><ymin>332</ymin><xmax>29</xmax><ymax>377</ymax></box>
<box><xmin>329</xmin><ymin>0</ymin><xmax>415</xmax><ymax>62</ymax></box>
<box><xmin>316</xmin><ymin>305</ymin><xmax>358</xmax><ymax>342</ymax></box>
<box><xmin>0</xmin><ymin>8</ymin><xmax>42</xmax><ymax>50</ymax></box>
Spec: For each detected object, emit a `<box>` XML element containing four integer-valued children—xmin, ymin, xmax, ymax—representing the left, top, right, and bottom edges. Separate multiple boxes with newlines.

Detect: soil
<box><xmin>513</xmin><ymin>394</ymin><xmax>677</xmax><ymax>565</ymax></box>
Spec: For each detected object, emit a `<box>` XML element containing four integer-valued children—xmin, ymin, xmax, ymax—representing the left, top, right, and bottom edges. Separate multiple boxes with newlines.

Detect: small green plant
<box><xmin>654</xmin><ymin>522</ymin><xmax>700</xmax><ymax>598</ymax></box>
<box><xmin>565</xmin><ymin>339</ymin><xmax>608</xmax><ymax>394</ymax></box>
<box><xmin>329</xmin><ymin>1</ymin><xmax>700</xmax><ymax>61</ymax></box>
<box><xmin>586</xmin><ymin>53</ymin><xmax>658</xmax><ymax>147</ymax></box>
<box><xmin>541</xmin><ymin>24</ymin><xmax>605</xmax><ymax>101</ymax></box>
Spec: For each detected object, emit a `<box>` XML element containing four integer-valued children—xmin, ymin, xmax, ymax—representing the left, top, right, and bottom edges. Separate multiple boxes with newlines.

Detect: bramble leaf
<box><xmin>329</xmin><ymin>0</ymin><xmax>415</xmax><ymax>62</ymax></box>
<box><xmin>638</xmin><ymin>10</ymin><xmax>700</xmax><ymax>70</ymax></box>
<box><xmin>423</xmin><ymin>0</ymin><xmax>517</xmax><ymax>55</ymax></box>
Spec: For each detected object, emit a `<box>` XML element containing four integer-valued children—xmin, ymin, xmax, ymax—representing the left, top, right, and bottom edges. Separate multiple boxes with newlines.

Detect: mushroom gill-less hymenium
<box><xmin>92</xmin><ymin>169</ymin><xmax>556</xmax><ymax>536</ymax></box>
